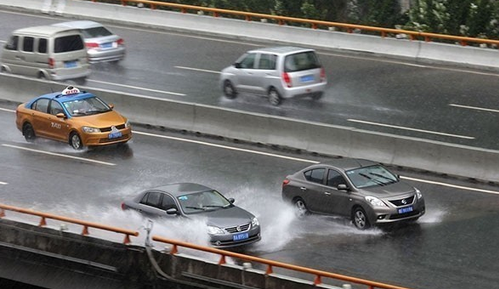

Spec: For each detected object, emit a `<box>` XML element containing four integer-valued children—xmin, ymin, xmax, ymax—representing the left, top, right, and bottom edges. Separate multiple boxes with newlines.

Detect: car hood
<box><xmin>359</xmin><ymin>181</ymin><xmax>415</xmax><ymax>198</ymax></box>
<box><xmin>73</xmin><ymin>110</ymin><xmax>127</xmax><ymax>127</ymax></box>
<box><xmin>200</xmin><ymin>206</ymin><xmax>255</xmax><ymax>228</ymax></box>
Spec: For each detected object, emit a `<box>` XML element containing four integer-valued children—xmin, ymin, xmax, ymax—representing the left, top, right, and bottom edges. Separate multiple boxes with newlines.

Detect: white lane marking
<box><xmin>134</xmin><ymin>131</ymin><xmax>319</xmax><ymax>164</ymax></box>
<box><xmin>86</xmin><ymin>80</ymin><xmax>186</xmax><ymax>96</ymax></box>
<box><xmin>1</xmin><ymin>144</ymin><xmax>116</xmax><ymax>166</ymax></box>
<box><xmin>0</xmin><ymin>108</ymin><xmax>16</xmax><ymax>113</ymax></box>
<box><xmin>450</xmin><ymin>103</ymin><xmax>499</xmax><ymax>114</ymax></box>
<box><xmin>175</xmin><ymin>66</ymin><xmax>220</xmax><ymax>74</ymax></box>
<box><xmin>401</xmin><ymin>176</ymin><xmax>499</xmax><ymax>195</ymax></box>
<box><xmin>0</xmin><ymin>181</ymin><xmax>7</xmax><ymax>185</ymax></box>
<box><xmin>348</xmin><ymin>119</ymin><xmax>475</xmax><ymax>140</ymax></box>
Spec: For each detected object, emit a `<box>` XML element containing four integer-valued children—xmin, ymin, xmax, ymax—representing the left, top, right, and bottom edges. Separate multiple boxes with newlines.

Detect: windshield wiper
<box><xmin>369</xmin><ymin>172</ymin><xmax>397</xmax><ymax>184</ymax></box>
<box><xmin>185</xmin><ymin>206</ymin><xmax>206</xmax><ymax>210</ymax></box>
<box><xmin>359</xmin><ymin>173</ymin><xmax>386</xmax><ymax>186</ymax></box>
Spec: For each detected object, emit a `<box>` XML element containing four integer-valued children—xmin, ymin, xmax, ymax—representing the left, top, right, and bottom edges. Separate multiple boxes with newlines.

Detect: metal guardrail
<box><xmin>152</xmin><ymin>235</ymin><xmax>413</xmax><ymax>289</ymax></box>
<box><xmin>0</xmin><ymin>203</ymin><xmax>139</xmax><ymax>244</ymax></box>
<box><xmin>90</xmin><ymin>0</ymin><xmax>499</xmax><ymax>48</ymax></box>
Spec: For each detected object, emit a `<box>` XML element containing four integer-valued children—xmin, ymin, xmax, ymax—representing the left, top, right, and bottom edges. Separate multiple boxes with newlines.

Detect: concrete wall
<box><xmin>1</xmin><ymin>0</ymin><xmax>499</xmax><ymax>70</ymax></box>
<box><xmin>3</xmin><ymin>74</ymin><xmax>499</xmax><ymax>183</ymax></box>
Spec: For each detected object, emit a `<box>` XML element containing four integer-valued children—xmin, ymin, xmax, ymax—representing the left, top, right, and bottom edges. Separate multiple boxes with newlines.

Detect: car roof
<box><xmin>31</xmin><ymin>87</ymin><xmax>95</xmax><ymax>103</ymax></box>
<box><xmin>52</xmin><ymin>21</ymin><xmax>103</xmax><ymax>29</ymax></box>
<box><xmin>248</xmin><ymin>46</ymin><xmax>314</xmax><ymax>55</ymax></box>
<box><xmin>13</xmin><ymin>25</ymin><xmax>80</xmax><ymax>37</ymax></box>
<box><xmin>316</xmin><ymin>158</ymin><xmax>379</xmax><ymax>171</ymax></box>
<box><xmin>150</xmin><ymin>183</ymin><xmax>213</xmax><ymax>197</ymax></box>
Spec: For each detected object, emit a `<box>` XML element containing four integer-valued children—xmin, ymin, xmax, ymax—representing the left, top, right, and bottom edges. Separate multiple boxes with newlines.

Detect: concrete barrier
<box><xmin>2</xmin><ymin>0</ymin><xmax>499</xmax><ymax>70</ymax></box>
<box><xmin>2</xmin><ymin>73</ymin><xmax>499</xmax><ymax>183</ymax></box>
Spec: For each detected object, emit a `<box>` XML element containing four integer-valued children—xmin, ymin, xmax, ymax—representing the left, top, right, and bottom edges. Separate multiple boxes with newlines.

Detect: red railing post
<box><xmin>0</xmin><ymin>208</ymin><xmax>5</xmax><ymax>218</ymax></box>
<box><xmin>170</xmin><ymin>244</ymin><xmax>178</xmax><ymax>255</ymax></box>
<box><xmin>82</xmin><ymin>225</ymin><xmax>89</xmax><ymax>236</ymax></box>
<box><xmin>218</xmin><ymin>255</ymin><xmax>226</xmax><ymax>265</ymax></box>
<box><xmin>123</xmin><ymin>234</ymin><xmax>131</xmax><ymax>245</ymax></box>
<box><xmin>39</xmin><ymin>217</ymin><xmax>47</xmax><ymax>227</ymax></box>
<box><xmin>265</xmin><ymin>265</ymin><xmax>273</xmax><ymax>275</ymax></box>
<box><xmin>314</xmin><ymin>275</ymin><xmax>322</xmax><ymax>285</ymax></box>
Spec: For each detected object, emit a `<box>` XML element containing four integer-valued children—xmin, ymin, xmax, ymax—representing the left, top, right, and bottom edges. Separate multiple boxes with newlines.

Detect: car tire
<box><xmin>38</xmin><ymin>72</ymin><xmax>47</xmax><ymax>80</ymax></box>
<box><xmin>293</xmin><ymin>198</ymin><xmax>309</xmax><ymax>218</ymax></box>
<box><xmin>23</xmin><ymin>123</ymin><xmax>36</xmax><ymax>142</ymax></box>
<box><xmin>69</xmin><ymin>132</ymin><xmax>83</xmax><ymax>150</ymax></box>
<box><xmin>352</xmin><ymin>207</ymin><xmax>371</xmax><ymax>230</ymax></box>
<box><xmin>223</xmin><ymin>80</ymin><xmax>237</xmax><ymax>99</ymax></box>
<box><xmin>268</xmin><ymin>88</ymin><xmax>282</xmax><ymax>106</ymax></box>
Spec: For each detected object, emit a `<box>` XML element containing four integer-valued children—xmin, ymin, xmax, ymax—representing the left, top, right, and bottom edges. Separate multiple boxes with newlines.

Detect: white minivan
<box><xmin>220</xmin><ymin>46</ymin><xmax>327</xmax><ymax>106</ymax></box>
<box><xmin>1</xmin><ymin>25</ymin><xmax>90</xmax><ymax>81</ymax></box>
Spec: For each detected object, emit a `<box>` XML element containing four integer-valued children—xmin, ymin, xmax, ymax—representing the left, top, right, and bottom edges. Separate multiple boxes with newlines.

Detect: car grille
<box><xmin>99</xmin><ymin>133</ymin><xmax>130</xmax><ymax>143</ymax></box>
<box><xmin>389</xmin><ymin>196</ymin><xmax>415</xmax><ymax>207</ymax></box>
<box><xmin>225</xmin><ymin>223</ymin><xmax>250</xmax><ymax>233</ymax></box>
<box><xmin>100</xmin><ymin>124</ymin><xmax>126</xmax><ymax>132</ymax></box>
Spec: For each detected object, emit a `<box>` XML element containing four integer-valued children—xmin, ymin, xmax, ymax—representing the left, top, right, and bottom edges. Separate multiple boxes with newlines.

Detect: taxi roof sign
<box><xmin>62</xmin><ymin>86</ymin><xmax>80</xmax><ymax>96</ymax></box>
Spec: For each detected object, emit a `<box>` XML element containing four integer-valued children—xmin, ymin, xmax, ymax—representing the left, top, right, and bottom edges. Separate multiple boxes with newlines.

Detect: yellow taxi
<box><xmin>16</xmin><ymin>86</ymin><xmax>132</xmax><ymax>150</ymax></box>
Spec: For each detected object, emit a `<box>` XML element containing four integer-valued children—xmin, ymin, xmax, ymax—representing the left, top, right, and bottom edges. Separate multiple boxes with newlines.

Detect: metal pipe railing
<box><xmin>89</xmin><ymin>0</ymin><xmax>499</xmax><ymax>48</ymax></box>
<box><xmin>152</xmin><ymin>235</ymin><xmax>413</xmax><ymax>289</ymax></box>
<box><xmin>0</xmin><ymin>203</ymin><xmax>139</xmax><ymax>244</ymax></box>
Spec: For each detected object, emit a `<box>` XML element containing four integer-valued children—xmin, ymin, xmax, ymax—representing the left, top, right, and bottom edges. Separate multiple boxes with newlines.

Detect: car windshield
<box><xmin>62</xmin><ymin>96</ymin><xmax>110</xmax><ymax>117</ymax></box>
<box><xmin>82</xmin><ymin>26</ymin><xmax>113</xmax><ymax>38</ymax></box>
<box><xmin>177</xmin><ymin>190</ymin><xmax>231</xmax><ymax>215</ymax></box>
<box><xmin>345</xmin><ymin>165</ymin><xmax>398</xmax><ymax>188</ymax></box>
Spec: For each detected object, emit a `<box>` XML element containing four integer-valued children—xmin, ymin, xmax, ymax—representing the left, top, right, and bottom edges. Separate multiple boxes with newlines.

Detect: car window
<box><xmin>54</xmin><ymin>35</ymin><xmax>84</xmax><ymax>53</ymax></box>
<box><xmin>239</xmin><ymin>53</ymin><xmax>256</xmax><ymax>69</ymax></box>
<box><xmin>327</xmin><ymin>169</ymin><xmax>346</xmax><ymax>188</ymax></box>
<box><xmin>22</xmin><ymin>37</ymin><xmax>34</xmax><ymax>52</ymax></box>
<box><xmin>257</xmin><ymin>54</ymin><xmax>276</xmax><ymax>70</ymax></box>
<box><xmin>304</xmin><ymin>168</ymin><xmax>325</xmax><ymax>184</ymax></box>
<box><xmin>5</xmin><ymin>35</ymin><xmax>18</xmax><ymax>50</ymax></box>
<box><xmin>81</xmin><ymin>26</ymin><xmax>113</xmax><ymax>38</ymax></box>
<box><xmin>140</xmin><ymin>192</ymin><xmax>161</xmax><ymax>208</ymax></box>
<box><xmin>32</xmin><ymin>99</ymin><xmax>50</xmax><ymax>113</ymax></box>
<box><xmin>38</xmin><ymin>38</ymin><xmax>47</xmax><ymax>54</ymax></box>
<box><xmin>161</xmin><ymin>194</ymin><xmax>177</xmax><ymax>211</ymax></box>
<box><xmin>284</xmin><ymin>51</ymin><xmax>320</xmax><ymax>72</ymax></box>
<box><xmin>49</xmin><ymin>101</ymin><xmax>64</xmax><ymax>115</ymax></box>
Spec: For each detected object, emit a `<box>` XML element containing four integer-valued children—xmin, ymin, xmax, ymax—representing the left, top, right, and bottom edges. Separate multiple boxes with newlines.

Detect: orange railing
<box><xmin>153</xmin><ymin>235</ymin><xmax>413</xmax><ymax>289</ymax></box>
<box><xmin>0</xmin><ymin>203</ymin><xmax>139</xmax><ymax>244</ymax></box>
<box><xmin>90</xmin><ymin>0</ymin><xmax>499</xmax><ymax>48</ymax></box>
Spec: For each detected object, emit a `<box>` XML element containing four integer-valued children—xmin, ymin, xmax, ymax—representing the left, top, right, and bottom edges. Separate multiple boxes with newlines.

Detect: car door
<box><xmin>253</xmin><ymin>53</ymin><xmax>278</xmax><ymax>93</ymax></box>
<box><xmin>300</xmin><ymin>167</ymin><xmax>328</xmax><ymax>214</ymax></box>
<box><xmin>233</xmin><ymin>52</ymin><xmax>259</xmax><ymax>92</ymax></box>
<box><xmin>324</xmin><ymin>169</ymin><xmax>352</xmax><ymax>217</ymax></box>
<box><xmin>137</xmin><ymin>191</ymin><xmax>179</xmax><ymax>218</ymax></box>
<box><xmin>30</xmin><ymin>98</ymin><xmax>51</xmax><ymax>137</ymax></box>
<box><xmin>45</xmin><ymin>100</ymin><xmax>70</xmax><ymax>141</ymax></box>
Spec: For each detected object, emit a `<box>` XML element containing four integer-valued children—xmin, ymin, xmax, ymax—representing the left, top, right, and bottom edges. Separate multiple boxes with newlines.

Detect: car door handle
<box><xmin>324</xmin><ymin>191</ymin><xmax>331</xmax><ymax>195</ymax></box>
<box><xmin>300</xmin><ymin>187</ymin><xmax>307</xmax><ymax>191</ymax></box>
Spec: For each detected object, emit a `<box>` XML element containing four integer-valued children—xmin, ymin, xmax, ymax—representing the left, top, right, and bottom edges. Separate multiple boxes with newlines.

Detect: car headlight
<box><xmin>365</xmin><ymin>196</ymin><xmax>387</xmax><ymax>207</ymax></box>
<box><xmin>251</xmin><ymin>217</ymin><xmax>260</xmax><ymax>228</ymax></box>
<box><xmin>124</xmin><ymin>120</ymin><xmax>130</xmax><ymax>128</ymax></box>
<box><xmin>415</xmin><ymin>188</ymin><xmax>423</xmax><ymax>199</ymax></box>
<box><xmin>207</xmin><ymin>225</ymin><xmax>225</xmax><ymax>235</ymax></box>
<box><xmin>82</xmin><ymin>126</ymin><xmax>101</xmax><ymax>133</ymax></box>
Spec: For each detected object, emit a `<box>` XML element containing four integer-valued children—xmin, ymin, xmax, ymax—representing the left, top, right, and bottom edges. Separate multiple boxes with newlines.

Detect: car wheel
<box><xmin>38</xmin><ymin>72</ymin><xmax>47</xmax><ymax>80</ymax></box>
<box><xmin>268</xmin><ymin>88</ymin><xmax>282</xmax><ymax>106</ymax></box>
<box><xmin>293</xmin><ymin>198</ymin><xmax>309</xmax><ymax>218</ymax></box>
<box><xmin>69</xmin><ymin>132</ymin><xmax>83</xmax><ymax>150</ymax></box>
<box><xmin>223</xmin><ymin>80</ymin><xmax>237</xmax><ymax>99</ymax></box>
<box><xmin>352</xmin><ymin>207</ymin><xmax>371</xmax><ymax>230</ymax></box>
<box><xmin>23</xmin><ymin>123</ymin><xmax>36</xmax><ymax>142</ymax></box>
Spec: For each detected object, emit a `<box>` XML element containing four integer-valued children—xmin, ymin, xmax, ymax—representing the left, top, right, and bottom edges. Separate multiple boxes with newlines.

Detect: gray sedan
<box><xmin>53</xmin><ymin>20</ymin><xmax>125</xmax><ymax>63</ymax></box>
<box><xmin>282</xmin><ymin>159</ymin><xmax>426</xmax><ymax>229</ymax></box>
<box><xmin>122</xmin><ymin>183</ymin><xmax>261</xmax><ymax>248</ymax></box>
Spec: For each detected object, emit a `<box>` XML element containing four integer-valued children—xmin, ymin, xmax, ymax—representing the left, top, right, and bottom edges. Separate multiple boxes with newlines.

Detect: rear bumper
<box><xmin>280</xmin><ymin>82</ymin><xmax>327</xmax><ymax>99</ymax></box>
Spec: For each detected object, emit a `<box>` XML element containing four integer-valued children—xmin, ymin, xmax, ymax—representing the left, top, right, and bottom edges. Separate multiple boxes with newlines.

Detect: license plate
<box><xmin>64</xmin><ymin>61</ymin><xmax>77</xmax><ymax>68</ymax></box>
<box><xmin>300</xmin><ymin>75</ymin><xmax>314</xmax><ymax>82</ymax></box>
<box><xmin>398</xmin><ymin>206</ymin><xmax>413</xmax><ymax>214</ymax></box>
<box><xmin>233</xmin><ymin>232</ymin><xmax>249</xmax><ymax>241</ymax></box>
<box><xmin>108</xmin><ymin>131</ymin><xmax>122</xmax><ymax>139</ymax></box>
<box><xmin>101</xmin><ymin>42</ymin><xmax>113</xmax><ymax>49</ymax></box>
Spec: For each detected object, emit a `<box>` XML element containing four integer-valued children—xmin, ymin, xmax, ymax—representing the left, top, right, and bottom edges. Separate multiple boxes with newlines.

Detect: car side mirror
<box><xmin>108</xmin><ymin>104</ymin><xmax>114</xmax><ymax>110</ymax></box>
<box><xmin>337</xmin><ymin>184</ymin><xmax>349</xmax><ymax>191</ymax></box>
<box><xmin>166</xmin><ymin>208</ymin><xmax>178</xmax><ymax>215</ymax></box>
<box><xmin>56</xmin><ymin>112</ymin><xmax>66</xmax><ymax>119</ymax></box>
<box><xmin>228</xmin><ymin>198</ymin><xmax>235</xmax><ymax>204</ymax></box>
<box><xmin>234</xmin><ymin>62</ymin><xmax>242</xmax><ymax>69</ymax></box>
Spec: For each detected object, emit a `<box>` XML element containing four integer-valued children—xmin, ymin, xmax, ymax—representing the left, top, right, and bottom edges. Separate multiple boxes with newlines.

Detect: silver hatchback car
<box><xmin>282</xmin><ymin>159</ymin><xmax>426</xmax><ymax>230</ymax></box>
<box><xmin>220</xmin><ymin>46</ymin><xmax>327</xmax><ymax>105</ymax></box>
<box><xmin>53</xmin><ymin>21</ymin><xmax>125</xmax><ymax>63</ymax></box>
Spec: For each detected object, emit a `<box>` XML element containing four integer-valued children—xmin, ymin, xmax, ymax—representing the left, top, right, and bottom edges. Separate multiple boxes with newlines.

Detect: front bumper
<box><xmin>80</xmin><ymin>127</ymin><xmax>132</xmax><ymax>147</ymax></box>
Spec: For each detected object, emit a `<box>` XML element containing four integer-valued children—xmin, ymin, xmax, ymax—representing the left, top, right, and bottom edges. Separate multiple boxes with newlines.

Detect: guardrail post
<box><xmin>213</xmin><ymin>12</ymin><xmax>219</xmax><ymax>17</ymax></box>
<box><xmin>265</xmin><ymin>265</ymin><xmax>273</xmax><ymax>275</ymax></box>
<box><xmin>123</xmin><ymin>234</ymin><xmax>131</xmax><ymax>244</ymax></box>
<box><xmin>425</xmin><ymin>36</ymin><xmax>431</xmax><ymax>42</ymax></box>
<box><xmin>181</xmin><ymin>8</ymin><xmax>186</xmax><ymax>13</ymax></box>
<box><xmin>314</xmin><ymin>275</ymin><xmax>322</xmax><ymax>285</ymax></box>
<box><xmin>121</xmin><ymin>0</ymin><xmax>127</xmax><ymax>6</ymax></box>
<box><xmin>82</xmin><ymin>225</ymin><xmax>89</xmax><ymax>236</ymax></box>
<box><xmin>218</xmin><ymin>255</ymin><xmax>226</xmax><ymax>265</ymax></box>
<box><xmin>0</xmin><ymin>208</ymin><xmax>4</xmax><ymax>218</ymax></box>
<box><xmin>312</xmin><ymin>23</ymin><xmax>317</xmax><ymax>29</ymax></box>
<box><xmin>245</xmin><ymin>15</ymin><xmax>250</xmax><ymax>21</ymax></box>
<box><xmin>38</xmin><ymin>217</ymin><xmax>47</xmax><ymax>227</ymax></box>
<box><xmin>381</xmin><ymin>31</ymin><xmax>386</xmax><ymax>38</ymax></box>
<box><xmin>170</xmin><ymin>244</ymin><xmax>178</xmax><ymax>255</ymax></box>
<box><xmin>460</xmin><ymin>40</ymin><xmax>467</xmax><ymax>46</ymax></box>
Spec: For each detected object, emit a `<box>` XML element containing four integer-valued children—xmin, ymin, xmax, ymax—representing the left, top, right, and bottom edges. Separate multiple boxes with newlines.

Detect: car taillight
<box><xmin>48</xmin><ymin>57</ymin><xmax>54</xmax><ymax>68</ymax></box>
<box><xmin>320</xmin><ymin>67</ymin><xmax>326</xmax><ymax>82</ymax></box>
<box><xmin>86</xmin><ymin>42</ymin><xmax>99</xmax><ymax>49</ymax></box>
<box><xmin>117</xmin><ymin>38</ymin><xmax>124</xmax><ymax>46</ymax></box>
<box><xmin>282</xmin><ymin>72</ymin><xmax>292</xmax><ymax>88</ymax></box>
<box><xmin>282</xmin><ymin>179</ymin><xmax>290</xmax><ymax>188</ymax></box>
<box><xmin>121</xmin><ymin>202</ymin><xmax>126</xmax><ymax>210</ymax></box>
